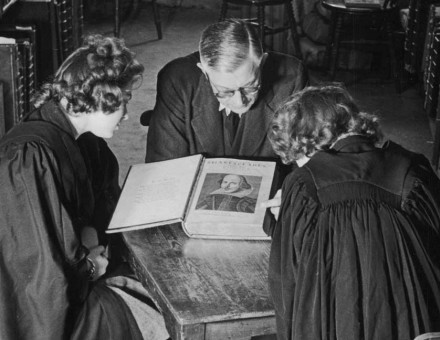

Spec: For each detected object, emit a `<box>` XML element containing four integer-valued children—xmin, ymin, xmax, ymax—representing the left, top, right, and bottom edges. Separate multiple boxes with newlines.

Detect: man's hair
<box><xmin>199</xmin><ymin>19</ymin><xmax>263</xmax><ymax>72</ymax></box>
<box><xmin>32</xmin><ymin>34</ymin><xmax>144</xmax><ymax>115</ymax></box>
<box><xmin>269</xmin><ymin>84</ymin><xmax>382</xmax><ymax>164</ymax></box>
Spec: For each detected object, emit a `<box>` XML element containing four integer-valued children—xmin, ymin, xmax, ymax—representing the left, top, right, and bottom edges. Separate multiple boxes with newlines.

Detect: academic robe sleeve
<box><xmin>402</xmin><ymin>155</ymin><xmax>440</xmax><ymax>266</ymax></box>
<box><xmin>268</xmin><ymin>169</ymin><xmax>320</xmax><ymax>340</ymax></box>
<box><xmin>0</xmin><ymin>141</ymin><xmax>90</xmax><ymax>340</ymax></box>
<box><xmin>146</xmin><ymin>61</ymin><xmax>193</xmax><ymax>163</ymax></box>
<box><xmin>77</xmin><ymin>132</ymin><xmax>121</xmax><ymax>241</ymax></box>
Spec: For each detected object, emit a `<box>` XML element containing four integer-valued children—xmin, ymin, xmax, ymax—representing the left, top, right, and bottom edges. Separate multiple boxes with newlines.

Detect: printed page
<box><xmin>107</xmin><ymin>154</ymin><xmax>203</xmax><ymax>233</ymax></box>
<box><xmin>184</xmin><ymin>158</ymin><xmax>275</xmax><ymax>239</ymax></box>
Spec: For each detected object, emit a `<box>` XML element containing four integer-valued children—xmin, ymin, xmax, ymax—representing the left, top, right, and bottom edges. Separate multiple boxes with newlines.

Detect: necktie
<box><xmin>225</xmin><ymin>111</ymin><xmax>240</xmax><ymax>143</ymax></box>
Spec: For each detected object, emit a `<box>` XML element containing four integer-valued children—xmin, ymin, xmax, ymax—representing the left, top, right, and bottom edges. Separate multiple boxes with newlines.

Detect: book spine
<box><xmin>404</xmin><ymin>0</ymin><xmax>433</xmax><ymax>75</ymax></box>
<box><xmin>0</xmin><ymin>26</ymin><xmax>38</xmax><ymax>114</ymax></box>
<box><xmin>15</xmin><ymin>46</ymin><xmax>26</xmax><ymax>122</ymax></box>
<box><xmin>423</xmin><ymin>5</ymin><xmax>440</xmax><ymax>118</ymax></box>
<box><xmin>182</xmin><ymin>155</ymin><xmax>205</xmax><ymax>221</ymax></box>
<box><xmin>0</xmin><ymin>44</ymin><xmax>19</xmax><ymax>132</ymax></box>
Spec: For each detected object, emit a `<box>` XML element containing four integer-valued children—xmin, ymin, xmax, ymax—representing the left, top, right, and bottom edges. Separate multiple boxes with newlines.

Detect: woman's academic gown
<box><xmin>269</xmin><ymin>136</ymin><xmax>440</xmax><ymax>340</ymax></box>
<box><xmin>0</xmin><ymin>101</ymin><xmax>142</xmax><ymax>340</ymax></box>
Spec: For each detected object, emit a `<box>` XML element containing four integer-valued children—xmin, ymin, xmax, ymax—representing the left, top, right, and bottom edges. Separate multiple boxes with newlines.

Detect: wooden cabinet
<box><xmin>0</xmin><ymin>0</ymin><xmax>83</xmax><ymax>136</ymax></box>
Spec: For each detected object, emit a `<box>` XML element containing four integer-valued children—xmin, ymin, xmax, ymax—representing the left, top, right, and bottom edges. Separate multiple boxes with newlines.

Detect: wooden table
<box><xmin>122</xmin><ymin>223</ymin><xmax>276</xmax><ymax>340</ymax></box>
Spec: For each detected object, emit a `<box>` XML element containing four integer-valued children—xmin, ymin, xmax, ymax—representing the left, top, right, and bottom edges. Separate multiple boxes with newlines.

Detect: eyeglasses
<box><xmin>206</xmin><ymin>73</ymin><xmax>261</xmax><ymax>99</ymax></box>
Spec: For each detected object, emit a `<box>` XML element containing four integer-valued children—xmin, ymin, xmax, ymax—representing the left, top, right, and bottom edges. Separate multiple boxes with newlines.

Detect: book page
<box><xmin>184</xmin><ymin>158</ymin><xmax>275</xmax><ymax>239</ymax></box>
<box><xmin>107</xmin><ymin>154</ymin><xmax>203</xmax><ymax>233</ymax></box>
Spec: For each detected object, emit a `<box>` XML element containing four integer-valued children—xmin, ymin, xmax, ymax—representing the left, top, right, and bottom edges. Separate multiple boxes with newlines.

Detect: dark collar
<box><xmin>24</xmin><ymin>100</ymin><xmax>78</xmax><ymax>140</ymax></box>
<box><xmin>330</xmin><ymin>135</ymin><xmax>377</xmax><ymax>153</ymax></box>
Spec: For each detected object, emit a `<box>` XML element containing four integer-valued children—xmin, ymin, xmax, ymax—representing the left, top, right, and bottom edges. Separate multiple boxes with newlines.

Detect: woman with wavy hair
<box><xmin>267</xmin><ymin>85</ymin><xmax>440</xmax><ymax>339</ymax></box>
<box><xmin>0</xmin><ymin>35</ymin><xmax>167</xmax><ymax>339</ymax></box>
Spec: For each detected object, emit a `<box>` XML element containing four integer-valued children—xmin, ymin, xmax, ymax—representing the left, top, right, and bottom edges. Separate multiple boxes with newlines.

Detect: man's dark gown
<box><xmin>0</xmin><ymin>101</ymin><xmax>142</xmax><ymax>339</ymax></box>
<box><xmin>145</xmin><ymin>51</ymin><xmax>307</xmax><ymax>163</ymax></box>
<box><xmin>269</xmin><ymin>136</ymin><xmax>440</xmax><ymax>340</ymax></box>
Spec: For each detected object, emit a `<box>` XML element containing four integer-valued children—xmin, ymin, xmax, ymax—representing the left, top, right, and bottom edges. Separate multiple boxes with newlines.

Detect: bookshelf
<box><xmin>0</xmin><ymin>0</ymin><xmax>83</xmax><ymax>136</ymax></box>
<box><xmin>0</xmin><ymin>42</ymin><xmax>20</xmax><ymax>137</ymax></box>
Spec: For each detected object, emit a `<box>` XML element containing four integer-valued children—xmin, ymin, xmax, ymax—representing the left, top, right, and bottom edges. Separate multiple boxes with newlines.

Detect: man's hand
<box><xmin>261</xmin><ymin>189</ymin><xmax>282</xmax><ymax>221</ymax></box>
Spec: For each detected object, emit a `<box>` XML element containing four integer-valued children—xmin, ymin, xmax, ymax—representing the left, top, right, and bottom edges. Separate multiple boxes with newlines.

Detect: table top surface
<box><xmin>123</xmin><ymin>223</ymin><xmax>274</xmax><ymax>326</ymax></box>
<box><xmin>322</xmin><ymin>0</ymin><xmax>387</xmax><ymax>12</ymax></box>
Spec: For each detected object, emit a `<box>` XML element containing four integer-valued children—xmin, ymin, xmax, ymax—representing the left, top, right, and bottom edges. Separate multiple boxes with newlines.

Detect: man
<box><xmin>144</xmin><ymin>18</ymin><xmax>308</xmax><ymax>163</ymax></box>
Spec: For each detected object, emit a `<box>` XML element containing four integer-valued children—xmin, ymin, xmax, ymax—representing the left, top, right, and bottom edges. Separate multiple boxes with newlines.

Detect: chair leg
<box><xmin>219</xmin><ymin>0</ymin><xmax>228</xmax><ymax>21</ymax></box>
<box><xmin>285</xmin><ymin>0</ymin><xmax>302</xmax><ymax>60</ymax></box>
<box><xmin>325</xmin><ymin>10</ymin><xmax>337</xmax><ymax>74</ymax></box>
<box><xmin>114</xmin><ymin>0</ymin><xmax>120</xmax><ymax>37</ymax></box>
<box><xmin>386</xmin><ymin>21</ymin><xmax>401</xmax><ymax>93</ymax></box>
<box><xmin>257</xmin><ymin>4</ymin><xmax>266</xmax><ymax>50</ymax></box>
<box><xmin>151</xmin><ymin>0</ymin><xmax>162</xmax><ymax>40</ymax></box>
<box><xmin>329</xmin><ymin>13</ymin><xmax>343</xmax><ymax>80</ymax></box>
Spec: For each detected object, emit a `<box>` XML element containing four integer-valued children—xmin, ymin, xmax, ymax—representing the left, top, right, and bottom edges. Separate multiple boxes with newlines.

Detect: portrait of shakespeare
<box><xmin>195</xmin><ymin>173</ymin><xmax>261</xmax><ymax>213</ymax></box>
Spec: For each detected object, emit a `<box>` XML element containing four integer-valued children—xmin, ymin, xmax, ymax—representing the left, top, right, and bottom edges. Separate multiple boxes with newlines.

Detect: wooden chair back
<box><xmin>414</xmin><ymin>333</ymin><xmax>440</xmax><ymax>340</ymax></box>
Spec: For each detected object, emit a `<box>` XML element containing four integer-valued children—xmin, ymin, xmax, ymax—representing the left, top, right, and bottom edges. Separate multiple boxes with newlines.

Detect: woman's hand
<box><xmin>87</xmin><ymin>245</ymin><xmax>109</xmax><ymax>281</ymax></box>
<box><xmin>261</xmin><ymin>189</ymin><xmax>282</xmax><ymax>221</ymax></box>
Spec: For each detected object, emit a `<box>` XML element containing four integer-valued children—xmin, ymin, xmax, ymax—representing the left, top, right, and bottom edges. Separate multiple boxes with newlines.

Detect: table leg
<box><xmin>257</xmin><ymin>5</ymin><xmax>265</xmax><ymax>50</ymax></box>
<box><xmin>151</xmin><ymin>0</ymin><xmax>162</xmax><ymax>40</ymax></box>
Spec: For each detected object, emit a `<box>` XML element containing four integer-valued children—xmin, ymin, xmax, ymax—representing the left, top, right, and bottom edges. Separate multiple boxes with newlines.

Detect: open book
<box><xmin>106</xmin><ymin>155</ymin><xmax>276</xmax><ymax>240</ymax></box>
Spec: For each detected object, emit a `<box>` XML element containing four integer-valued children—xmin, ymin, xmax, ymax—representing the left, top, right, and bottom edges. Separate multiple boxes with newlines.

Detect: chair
<box><xmin>414</xmin><ymin>333</ymin><xmax>440</xmax><ymax>340</ymax></box>
<box><xmin>114</xmin><ymin>0</ymin><xmax>162</xmax><ymax>39</ymax></box>
<box><xmin>218</xmin><ymin>0</ymin><xmax>302</xmax><ymax>59</ymax></box>
<box><xmin>140</xmin><ymin>109</ymin><xmax>153</xmax><ymax>127</ymax></box>
<box><xmin>322</xmin><ymin>0</ymin><xmax>401</xmax><ymax>92</ymax></box>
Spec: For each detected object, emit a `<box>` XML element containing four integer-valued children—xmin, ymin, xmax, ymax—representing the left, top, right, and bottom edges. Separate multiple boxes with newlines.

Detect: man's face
<box><xmin>203</xmin><ymin>58</ymin><xmax>262</xmax><ymax>115</ymax></box>
<box><xmin>220</xmin><ymin>174</ymin><xmax>242</xmax><ymax>193</ymax></box>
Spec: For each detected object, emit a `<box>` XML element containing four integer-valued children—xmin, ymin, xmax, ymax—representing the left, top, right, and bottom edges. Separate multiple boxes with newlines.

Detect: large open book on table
<box><xmin>106</xmin><ymin>154</ymin><xmax>276</xmax><ymax>240</ymax></box>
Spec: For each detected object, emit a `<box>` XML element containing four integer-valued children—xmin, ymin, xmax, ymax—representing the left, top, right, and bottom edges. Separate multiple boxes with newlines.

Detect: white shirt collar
<box><xmin>296</xmin><ymin>156</ymin><xmax>311</xmax><ymax>167</ymax></box>
<box><xmin>219</xmin><ymin>103</ymin><xmax>243</xmax><ymax>117</ymax></box>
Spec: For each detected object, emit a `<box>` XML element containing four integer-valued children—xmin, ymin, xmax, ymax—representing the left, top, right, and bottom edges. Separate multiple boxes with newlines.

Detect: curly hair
<box><xmin>32</xmin><ymin>34</ymin><xmax>144</xmax><ymax>115</ymax></box>
<box><xmin>269</xmin><ymin>85</ymin><xmax>382</xmax><ymax>164</ymax></box>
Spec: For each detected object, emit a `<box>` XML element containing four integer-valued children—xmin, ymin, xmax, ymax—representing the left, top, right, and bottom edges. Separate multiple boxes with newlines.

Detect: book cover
<box><xmin>107</xmin><ymin>155</ymin><xmax>276</xmax><ymax>240</ymax></box>
<box><xmin>0</xmin><ymin>42</ymin><xmax>20</xmax><ymax>133</ymax></box>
